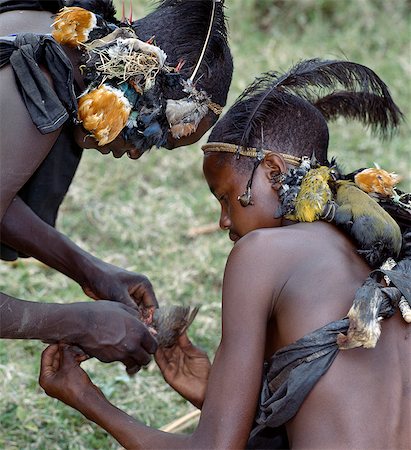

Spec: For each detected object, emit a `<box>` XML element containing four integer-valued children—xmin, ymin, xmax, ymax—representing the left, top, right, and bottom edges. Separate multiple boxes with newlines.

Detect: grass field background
<box><xmin>0</xmin><ymin>0</ymin><xmax>410</xmax><ymax>448</ymax></box>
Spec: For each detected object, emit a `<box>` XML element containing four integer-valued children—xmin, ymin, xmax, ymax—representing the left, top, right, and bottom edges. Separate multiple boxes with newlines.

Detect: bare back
<box><xmin>261</xmin><ymin>221</ymin><xmax>410</xmax><ymax>449</ymax></box>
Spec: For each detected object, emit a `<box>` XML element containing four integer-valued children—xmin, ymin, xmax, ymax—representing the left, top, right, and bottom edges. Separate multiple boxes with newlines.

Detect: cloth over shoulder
<box><xmin>0</xmin><ymin>32</ymin><xmax>78</xmax><ymax>133</ymax></box>
<box><xmin>250</xmin><ymin>318</ymin><xmax>349</xmax><ymax>438</ymax></box>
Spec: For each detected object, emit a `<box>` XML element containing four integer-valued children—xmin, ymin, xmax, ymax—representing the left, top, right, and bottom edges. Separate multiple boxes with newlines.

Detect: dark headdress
<box><xmin>214</xmin><ymin>58</ymin><xmax>402</xmax><ymax>156</ymax></box>
<box><xmin>53</xmin><ymin>0</ymin><xmax>232</xmax><ymax>153</ymax></box>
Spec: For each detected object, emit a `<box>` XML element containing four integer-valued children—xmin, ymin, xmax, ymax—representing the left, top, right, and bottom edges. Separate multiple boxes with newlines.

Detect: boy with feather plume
<box><xmin>38</xmin><ymin>59</ymin><xmax>410</xmax><ymax>449</ymax></box>
<box><xmin>0</xmin><ymin>0</ymin><xmax>232</xmax><ymax>372</ymax></box>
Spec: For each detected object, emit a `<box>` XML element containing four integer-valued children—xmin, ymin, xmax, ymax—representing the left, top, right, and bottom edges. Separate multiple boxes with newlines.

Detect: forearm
<box><xmin>78</xmin><ymin>390</ymin><xmax>192</xmax><ymax>450</ymax></box>
<box><xmin>0</xmin><ymin>292</ymin><xmax>80</xmax><ymax>341</ymax></box>
<box><xmin>1</xmin><ymin>196</ymin><xmax>100</xmax><ymax>285</ymax></box>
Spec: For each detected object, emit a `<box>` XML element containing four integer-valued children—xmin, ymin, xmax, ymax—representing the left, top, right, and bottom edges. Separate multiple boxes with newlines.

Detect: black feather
<box><xmin>314</xmin><ymin>91</ymin><xmax>403</xmax><ymax>138</ymax></box>
<box><xmin>133</xmin><ymin>0</ymin><xmax>229</xmax><ymax>89</ymax></box>
<box><xmin>233</xmin><ymin>58</ymin><xmax>403</xmax><ymax>147</ymax></box>
<box><xmin>68</xmin><ymin>0</ymin><xmax>117</xmax><ymax>22</ymax></box>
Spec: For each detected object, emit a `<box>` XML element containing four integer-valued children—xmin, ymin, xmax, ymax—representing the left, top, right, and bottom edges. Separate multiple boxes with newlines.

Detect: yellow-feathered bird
<box><xmin>52</xmin><ymin>7</ymin><xmax>98</xmax><ymax>47</ymax></box>
<box><xmin>285</xmin><ymin>166</ymin><xmax>335</xmax><ymax>222</ymax></box>
<box><xmin>334</xmin><ymin>181</ymin><xmax>402</xmax><ymax>268</ymax></box>
<box><xmin>285</xmin><ymin>165</ymin><xmax>402</xmax><ymax>268</ymax></box>
<box><xmin>78</xmin><ymin>84</ymin><xmax>131</xmax><ymax>146</ymax></box>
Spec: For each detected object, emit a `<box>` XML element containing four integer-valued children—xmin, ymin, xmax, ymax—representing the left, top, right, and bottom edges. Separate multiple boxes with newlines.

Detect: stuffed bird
<box><xmin>337</xmin><ymin>276</ymin><xmax>402</xmax><ymax>349</ymax></box>
<box><xmin>138</xmin><ymin>304</ymin><xmax>200</xmax><ymax>348</ymax></box>
<box><xmin>77</xmin><ymin>84</ymin><xmax>131</xmax><ymax>145</ymax></box>
<box><xmin>52</xmin><ymin>6</ymin><xmax>114</xmax><ymax>47</ymax></box>
<box><xmin>285</xmin><ymin>166</ymin><xmax>335</xmax><ymax>222</ymax></box>
<box><xmin>334</xmin><ymin>181</ymin><xmax>402</xmax><ymax>268</ymax></box>
<box><xmin>354</xmin><ymin>168</ymin><xmax>402</xmax><ymax>197</ymax></box>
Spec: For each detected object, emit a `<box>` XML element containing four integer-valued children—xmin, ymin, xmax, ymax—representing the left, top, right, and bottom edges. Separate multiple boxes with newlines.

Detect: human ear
<box><xmin>262</xmin><ymin>152</ymin><xmax>287</xmax><ymax>190</ymax></box>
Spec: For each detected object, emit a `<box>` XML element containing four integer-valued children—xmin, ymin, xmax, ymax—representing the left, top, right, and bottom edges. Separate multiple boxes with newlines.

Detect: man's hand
<box><xmin>81</xmin><ymin>261</ymin><xmax>157</xmax><ymax>311</ymax></box>
<box><xmin>155</xmin><ymin>333</ymin><xmax>211</xmax><ymax>409</ymax></box>
<box><xmin>71</xmin><ymin>301</ymin><xmax>157</xmax><ymax>374</ymax></box>
<box><xmin>39</xmin><ymin>344</ymin><xmax>103</xmax><ymax>409</ymax></box>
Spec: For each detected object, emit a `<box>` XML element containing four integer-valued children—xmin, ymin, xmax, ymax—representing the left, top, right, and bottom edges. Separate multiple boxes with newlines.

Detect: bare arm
<box><xmin>0</xmin><ymin>292</ymin><xmax>77</xmax><ymax>342</ymax></box>
<box><xmin>40</xmin><ymin>231</ymin><xmax>281</xmax><ymax>449</ymax></box>
<box><xmin>1</xmin><ymin>196</ymin><xmax>157</xmax><ymax>308</ymax></box>
<box><xmin>0</xmin><ymin>292</ymin><xmax>158</xmax><ymax>371</ymax></box>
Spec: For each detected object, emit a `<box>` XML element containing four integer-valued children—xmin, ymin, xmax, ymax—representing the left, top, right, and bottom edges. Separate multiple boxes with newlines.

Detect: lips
<box><xmin>229</xmin><ymin>231</ymin><xmax>240</xmax><ymax>242</ymax></box>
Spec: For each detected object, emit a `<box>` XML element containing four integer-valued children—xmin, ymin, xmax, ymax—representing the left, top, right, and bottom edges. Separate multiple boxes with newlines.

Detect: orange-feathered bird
<box><xmin>52</xmin><ymin>7</ymin><xmax>98</xmax><ymax>47</ymax></box>
<box><xmin>354</xmin><ymin>167</ymin><xmax>402</xmax><ymax>197</ymax></box>
<box><xmin>78</xmin><ymin>84</ymin><xmax>131</xmax><ymax>145</ymax></box>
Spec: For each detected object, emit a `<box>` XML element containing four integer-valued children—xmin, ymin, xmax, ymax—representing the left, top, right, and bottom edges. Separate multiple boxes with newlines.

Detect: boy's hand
<box><xmin>39</xmin><ymin>344</ymin><xmax>102</xmax><ymax>409</ymax></box>
<box><xmin>82</xmin><ymin>261</ymin><xmax>158</xmax><ymax>311</ymax></box>
<box><xmin>155</xmin><ymin>333</ymin><xmax>211</xmax><ymax>409</ymax></box>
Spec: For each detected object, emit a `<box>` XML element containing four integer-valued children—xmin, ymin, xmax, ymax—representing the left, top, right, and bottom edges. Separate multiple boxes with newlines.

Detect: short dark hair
<box><xmin>210</xmin><ymin>93</ymin><xmax>330</xmax><ymax>164</ymax></box>
<box><xmin>208</xmin><ymin>59</ymin><xmax>402</xmax><ymax>168</ymax></box>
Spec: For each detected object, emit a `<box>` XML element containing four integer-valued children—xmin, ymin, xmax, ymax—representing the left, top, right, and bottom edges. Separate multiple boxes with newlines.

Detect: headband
<box><xmin>202</xmin><ymin>142</ymin><xmax>302</xmax><ymax>167</ymax></box>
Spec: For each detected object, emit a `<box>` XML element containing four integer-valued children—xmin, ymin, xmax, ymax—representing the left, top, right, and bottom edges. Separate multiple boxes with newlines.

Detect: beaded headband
<box><xmin>202</xmin><ymin>142</ymin><xmax>302</xmax><ymax>167</ymax></box>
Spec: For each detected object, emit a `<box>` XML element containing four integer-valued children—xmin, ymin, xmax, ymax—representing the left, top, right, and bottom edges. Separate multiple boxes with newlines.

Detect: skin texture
<box><xmin>39</xmin><ymin>152</ymin><xmax>410</xmax><ymax>449</ymax></box>
<box><xmin>0</xmin><ymin>9</ymin><xmax>211</xmax><ymax>368</ymax></box>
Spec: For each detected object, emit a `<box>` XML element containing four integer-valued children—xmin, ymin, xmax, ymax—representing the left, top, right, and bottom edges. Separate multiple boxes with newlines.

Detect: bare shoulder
<box><xmin>229</xmin><ymin>222</ymin><xmax>346</xmax><ymax>266</ymax></box>
<box><xmin>0</xmin><ymin>10</ymin><xmax>54</xmax><ymax>35</ymax></box>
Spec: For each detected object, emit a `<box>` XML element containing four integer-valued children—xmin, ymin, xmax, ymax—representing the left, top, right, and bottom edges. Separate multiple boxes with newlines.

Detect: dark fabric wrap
<box><xmin>0</xmin><ymin>29</ymin><xmax>83</xmax><ymax>260</ymax></box>
<box><xmin>374</xmin><ymin>258</ymin><xmax>411</xmax><ymax>305</ymax></box>
<box><xmin>0</xmin><ymin>33</ymin><xmax>78</xmax><ymax>132</ymax></box>
<box><xmin>248</xmin><ymin>318</ymin><xmax>349</xmax><ymax>444</ymax></box>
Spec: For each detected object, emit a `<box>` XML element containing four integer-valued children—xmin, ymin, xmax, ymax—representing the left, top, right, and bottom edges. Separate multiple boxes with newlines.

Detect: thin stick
<box><xmin>160</xmin><ymin>409</ymin><xmax>201</xmax><ymax>433</ymax></box>
<box><xmin>187</xmin><ymin>223</ymin><xmax>220</xmax><ymax>238</ymax></box>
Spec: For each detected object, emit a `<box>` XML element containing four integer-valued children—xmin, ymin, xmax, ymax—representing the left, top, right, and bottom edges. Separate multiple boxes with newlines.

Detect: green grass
<box><xmin>1</xmin><ymin>0</ymin><xmax>410</xmax><ymax>448</ymax></box>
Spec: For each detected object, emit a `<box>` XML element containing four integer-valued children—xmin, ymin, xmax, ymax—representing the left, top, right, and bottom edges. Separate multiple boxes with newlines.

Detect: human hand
<box><xmin>155</xmin><ymin>333</ymin><xmax>211</xmax><ymax>409</ymax></box>
<box><xmin>39</xmin><ymin>344</ymin><xmax>102</xmax><ymax>410</ymax></box>
<box><xmin>69</xmin><ymin>301</ymin><xmax>157</xmax><ymax>374</ymax></box>
<box><xmin>81</xmin><ymin>260</ymin><xmax>158</xmax><ymax>311</ymax></box>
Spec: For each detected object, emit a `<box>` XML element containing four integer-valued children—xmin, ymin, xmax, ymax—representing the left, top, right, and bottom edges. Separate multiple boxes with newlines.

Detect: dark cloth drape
<box><xmin>0</xmin><ymin>33</ymin><xmax>78</xmax><ymax>132</ymax></box>
<box><xmin>250</xmin><ymin>318</ymin><xmax>348</xmax><ymax>441</ymax></box>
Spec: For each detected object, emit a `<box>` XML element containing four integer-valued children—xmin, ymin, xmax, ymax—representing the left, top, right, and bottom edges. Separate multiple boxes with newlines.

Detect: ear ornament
<box><xmin>270</xmin><ymin>172</ymin><xmax>286</xmax><ymax>186</ymax></box>
<box><xmin>238</xmin><ymin>187</ymin><xmax>253</xmax><ymax>207</ymax></box>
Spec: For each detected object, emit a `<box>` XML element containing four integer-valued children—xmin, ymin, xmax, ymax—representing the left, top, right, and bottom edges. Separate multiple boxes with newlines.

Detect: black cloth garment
<box><xmin>0</xmin><ymin>33</ymin><xmax>78</xmax><ymax>132</ymax></box>
<box><xmin>248</xmin><ymin>319</ymin><xmax>349</xmax><ymax>445</ymax></box>
<box><xmin>0</xmin><ymin>28</ymin><xmax>83</xmax><ymax>260</ymax></box>
<box><xmin>247</xmin><ymin>424</ymin><xmax>289</xmax><ymax>450</ymax></box>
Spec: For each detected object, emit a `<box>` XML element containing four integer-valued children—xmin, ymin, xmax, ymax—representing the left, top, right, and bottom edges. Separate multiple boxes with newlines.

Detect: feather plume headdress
<box><xmin>230</xmin><ymin>58</ymin><xmax>403</xmax><ymax>151</ymax></box>
<box><xmin>52</xmin><ymin>4</ymin><xmax>224</xmax><ymax>150</ymax></box>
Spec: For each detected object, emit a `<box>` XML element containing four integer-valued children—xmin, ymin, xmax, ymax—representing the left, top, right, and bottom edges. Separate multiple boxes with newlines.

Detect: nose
<box><xmin>219</xmin><ymin>208</ymin><xmax>231</xmax><ymax>230</ymax></box>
